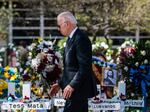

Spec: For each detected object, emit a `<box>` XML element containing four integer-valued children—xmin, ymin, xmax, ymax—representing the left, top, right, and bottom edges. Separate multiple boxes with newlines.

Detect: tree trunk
<box><xmin>135</xmin><ymin>24</ymin><xmax>140</xmax><ymax>43</ymax></box>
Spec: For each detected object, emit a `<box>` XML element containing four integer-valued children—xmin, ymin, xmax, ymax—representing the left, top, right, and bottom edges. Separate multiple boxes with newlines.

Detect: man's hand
<box><xmin>49</xmin><ymin>83</ymin><xmax>60</xmax><ymax>97</ymax></box>
<box><xmin>63</xmin><ymin>85</ymin><xmax>74</xmax><ymax>99</ymax></box>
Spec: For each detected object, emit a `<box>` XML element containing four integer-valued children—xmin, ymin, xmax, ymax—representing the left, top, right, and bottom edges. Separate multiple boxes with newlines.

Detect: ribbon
<box><xmin>130</xmin><ymin>65</ymin><xmax>150</xmax><ymax>112</ymax></box>
<box><xmin>92</xmin><ymin>56</ymin><xmax>117</xmax><ymax>69</ymax></box>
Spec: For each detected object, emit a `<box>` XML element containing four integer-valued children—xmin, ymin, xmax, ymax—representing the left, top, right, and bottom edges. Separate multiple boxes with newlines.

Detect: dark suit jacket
<box><xmin>58</xmin><ymin>28</ymin><xmax>98</xmax><ymax>100</ymax></box>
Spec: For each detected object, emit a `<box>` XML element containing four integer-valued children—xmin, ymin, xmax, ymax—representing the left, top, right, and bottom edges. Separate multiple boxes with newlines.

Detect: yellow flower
<box><xmin>10</xmin><ymin>74</ymin><xmax>17</xmax><ymax>81</ymax></box>
<box><xmin>0</xmin><ymin>79</ymin><xmax>8</xmax><ymax>90</ymax></box>
<box><xmin>4</xmin><ymin>66</ymin><xmax>10</xmax><ymax>72</ymax></box>
<box><xmin>38</xmin><ymin>37</ymin><xmax>43</xmax><ymax>43</ymax></box>
<box><xmin>29</xmin><ymin>52</ymin><xmax>32</xmax><ymax>56</ymax></box>
<box><xmin>19</xmin><ymin>81</ymin><xmax>23</xmax><ymax>86</ymax></box>
<box><xmin>4</xmin><ymin>72</ymin><xmax>10</xmax><ymax>78</ymax></box>
<box><xmin>14</xmin><ymin>67</ymin><xmax>18</xmax><ymax>73</ymax></box>
<box><xmin>29</xmin><ymin>110</ymin><xmax>36</xmax><ymax>112</ymax></box>
<box><xmin>0</xmin><ymin>91</ymin><xmax>3</xmax><ymax>95</ymax></box>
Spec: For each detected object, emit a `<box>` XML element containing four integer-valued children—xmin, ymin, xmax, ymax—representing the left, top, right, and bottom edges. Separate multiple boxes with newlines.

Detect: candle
<box><xmin>118</xmin><ymin>81</ymin><xmax>126</xmax><ymax>96</ymax></box>
<box><xmin>8</xmin><ymin>82</ymin><xmax>15</xmax><ymax>96</ymax></box>
<box><xmin>22</xmin><ymin>82</ymin><xmax>31</xmax><ymax>99</ymax></box>
<box><xmin>97</xmin><ymin>84</ymin><xmax>101</xmax><ymax>98</ymax></box>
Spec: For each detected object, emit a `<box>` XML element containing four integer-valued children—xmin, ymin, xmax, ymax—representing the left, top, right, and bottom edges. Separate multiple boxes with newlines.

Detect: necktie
<box><xmin>66</xmin><ymin>37</ymin><xmax>71</xmax><ymax>45</ymax></box>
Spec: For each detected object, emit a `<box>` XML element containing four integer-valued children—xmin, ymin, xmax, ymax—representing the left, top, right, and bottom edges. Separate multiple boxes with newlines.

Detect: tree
<box><xmin>20</xmin><ymin>0</ymin><xmax>150</xmax><ymax>44</ymax></box>
<box><xmin>122</xmin><ymin>0</ymin><xmax>150</xmax><ymax>42</ymax></box>
<box><xmin>0</xmin><ymin>6</ymin><xmax>11</xmax><ymax>41</ymax></box>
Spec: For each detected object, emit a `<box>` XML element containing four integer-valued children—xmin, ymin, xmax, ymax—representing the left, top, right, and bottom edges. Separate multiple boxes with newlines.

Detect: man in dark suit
<box><xmin>50</xmin><ymin>11</ymin><xmax>98</xmax><ymax>112</ymax></box>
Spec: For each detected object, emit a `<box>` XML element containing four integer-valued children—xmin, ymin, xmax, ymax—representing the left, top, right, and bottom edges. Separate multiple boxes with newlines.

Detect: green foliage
<box><xmin>0</xmin><ymin>3</ymin><xmax>12</xmax><ymax>41</ymax></box>
<box><xmin>0</xmin><ymin>7</ymin><xmax>11</xmax><ymax>33</ymax></box>
<box><xmin>20</xmin><ymin>0</ymin><xmax>150</xmax><ymax>41</ymax></box>
<box><xmin>57</xmin><ymin>38</ymin><xmax>67</xmax><ymax>55</ymax></box>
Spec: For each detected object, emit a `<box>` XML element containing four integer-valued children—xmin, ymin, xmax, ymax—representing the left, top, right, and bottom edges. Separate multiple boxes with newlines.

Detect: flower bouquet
<box><xmin>31</xmin><ymin>43</ymin><xmax>62</xmax><ymax>83</ymax></box>
<box><xmin>23</xmin><ymin>38</ymin><xmax>62</xmax><ymax>98</ymax></box>
<box><xmin>118</xmin><ymin>39</ymin><xmax>150</xmax><ymax>99</ymax></box>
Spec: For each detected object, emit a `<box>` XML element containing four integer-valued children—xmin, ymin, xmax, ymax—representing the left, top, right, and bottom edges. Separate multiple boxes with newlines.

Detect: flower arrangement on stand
<box><xmin>0</xmin><ymin>38</ymin><xmax>62</xmax><ymax>100</ymax></box>
<box><xmin>118</xmin><ymin>39</ymin><xmax>150</xmax><ymax>111</ymax></box>
<box><xmin>0</xmin><ymin>65</ymin><xmax>22</xmax><ymax>101</ymax></box>
<box><xmin>92</xmin><ymin>39</ymin><xmax>119</xmax><ymax>99</ymax></box>
<box><xmin>24</xmin><ymin>38</ymin><xmax>62</xmax><ymax>99</ymax></box>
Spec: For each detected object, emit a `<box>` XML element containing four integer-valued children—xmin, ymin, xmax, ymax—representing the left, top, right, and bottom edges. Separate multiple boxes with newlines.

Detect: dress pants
<box><xmin>63</xmin><ymin>99</ymin><xmax>88</xmax><ymax>112</ymax></box>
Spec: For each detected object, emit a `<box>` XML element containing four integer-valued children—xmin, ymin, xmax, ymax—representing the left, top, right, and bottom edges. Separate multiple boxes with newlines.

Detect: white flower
<box><xmin>28</xmin><ymin>56</ymin><xmax>32</xmax><ymax>60</ymax></box>
<box><xmin>44</xmin><ymin>41</ymin><xmax>53</xmax><ymax>46</ymax></box>
<box><xmin>126</xmin><ymin>107</ymin><xmax>129</xmax><ymax>111</ymax></box>
<box><xmin>132</xmin><ymin>44</ymin><xmax>135</xmax><ymax>47</ymax></box>
<box><xmin>124</xmin><ymin>66</ymin><xmax>128</xmax><ymax>71</ymax></box>
<box><xmin>117</xmin><ymin>47</ymin><xmax>121</xmax><ymax>53</ymax></box>
<box><xmin>64</xmin><ymin>43</ymin><xmax>66</xmax><ymax>47</ymax></box>
<box><xmin>101</xmin><ymin>42</ymin><xmax>108</xmax><ymax>49</ymax></box>
<box><xmin>106</xmin><ymin>56</ymin><xmax>111</xmax><ymax>61</ymax></box>
<box><xmin>121</xmin><ymin>43</ymin><xmax>126</xmax><ymax>48</ymax></box>
<box><xmin>26</xmin><ymin>61</ymin><xmax>31</xmax><ymax>66</ymax></box>
<box><xmin>37</xmin><ymin>52</ymin><xmax>46</xmax><ymax>60</ymax></box>
<box><xmin>0</xmin><ymin>47</ymin><xmax>6</xmax><ymax>52</ymax></box>
<box><xmin>32</xmin><ymin>43</ymin><xmax>36</xmax><ymax>47</ymax></box>
<box><xmin>92</xmin><ymin>44</ymin><xmax>97</xmax><ymax>50</ymax></box>
<box><xmin>16</xmin><ymin>62</ymin><xmax>20</xmax><ymax>67</ymax></box>
<box><xmin>131</xmin><ymin>93</ymin><xmax>134</xmax><ymax>97</ymax></box>
<box><xmin>95</xmin><ymin>43</ymin><xmax>99</xmax><ymax>47</ymax></box>
<box><xmin>0</xmin><ymin>58</ymin><xmax>3</xmax><ymax>62</ymax></box>
<box><xmin>135</xmin><ymin>62</ymin><xmax>139</xmax><ymax>66</ymax></box>
<box><xmin>55</xmin><ymin>52</ymin><xmax>62</xmax><ymax>58</ymax></box>
<box><xmin>39</xmin><ymin>86</ymin><xmax>43</xmax><ymax>94</ymax></box>
<box><xmin>55</xmin><ymin>59</ymin><xmax>59</xmax><ymax>65</ymax></box>
<box><xmin>47</xmin><ymin>54</ymin><xmax>53</xmax><ymax>62</ymax></box>
<box><xmin>13</xmin><ymin>47</ymin><xmax>16</xmax><ymax>51</ymax></box>
<box><xmin>28</xmin><ymin>43</ymin><xmax>36</xmax><ymax>51</ymax></box>
<box><xmin>16</xmin><ymin>51</ymin><xmax>19</xmax><ymax>57</ymax></box>
<box><xmin>144</xmin><ymin>59</ymin><xmax>148</xmax><ymax>64</ymax></box>
<box><xmin>43</xmin><ymin>48</ymin><xmax>49</xmax><ymax>52</ymax></box>
<box><xmin>23</xmin><ymin>69</ymin><xmax>28</xmax><ymax>74</ymax></box>
<box><xmin>140</xmin><ymin>50</ymin><xmax>146</xmax><ymax>56</ymax></box>
<box><xmin>8</xmin><ymin>43</ymin><xmax>14</xmax><ymax>48</ymax></box>
<box><xmin>29</xmin><ymin>52</ymin><xmax>32</xmax><ymax>56</ymax></box>
<box><xmin>125</xmin><ymin>41</ymin><xmax>131</xmax><ymax>46</ymax></box>
<box><xmin>110</xmin><ymin>59</ymin><xmax>114</xmax><ymax>63</ymax></box>
<box><xmin>19</xmin><ymin>68</ymin><xmax>23</xmax><ymax>73</ymax></box>
<box><xmin>116</xmin><ymin>58</ymin><xmax>120</xmax><ymax>63</ymax></box>
<box><xmin>129</xmin><ymin>79</ymin><xmax>132</xmax><ymax>82</ymax></box>
<box><xmin>31</xmin><ymin>58</ymin><xmax>40</xmax><ymax>70</ymax></box>
<box><xmin>45</xmin><ymin>65</ymin><xmax>55</xmax><ymax>72</ymax></box>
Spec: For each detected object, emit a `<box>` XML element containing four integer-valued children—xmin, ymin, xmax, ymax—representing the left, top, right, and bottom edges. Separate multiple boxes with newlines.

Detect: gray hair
<box><xmin>57</xmin><ymin>11</ymin><xmax>77</xmax><ymax>25</ymax></box>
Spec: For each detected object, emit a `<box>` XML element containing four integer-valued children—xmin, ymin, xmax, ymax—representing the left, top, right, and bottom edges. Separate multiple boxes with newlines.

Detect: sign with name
<box><xmin>124</xmin><ymin>100</ymin><xmax>144</xmax><ymax>107</ymax></box>
<box><xmin>1</xmin><ymin>102</ymin><xmax>51</xmax><ymax>110</ymax></box>
<box><xmin>54</xmin><ymin>98</ymin><xmax>66</xmax><ymax>107</ymax></box>
<box><xmin>89</xmin><ymin>99</ymin><xmax>144</xmax><ymax>107</ymax></box>
<box><xmin>88</xmin><ymin>102</ymin><xmax>120</xmax><ymax>111</ymax></box>
<box><xmin>1</xmin><ymin>98</ymin><xmax>143</xmax><ymax>110</ymax></box>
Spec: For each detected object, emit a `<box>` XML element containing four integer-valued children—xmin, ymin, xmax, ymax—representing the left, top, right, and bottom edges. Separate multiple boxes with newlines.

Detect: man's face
<box><xmin>57</xmin><ymin>17</ymin><xmax>69</xmax><ymax>36</ymax></box>
<box><xmin>108</xmin><ymin>71</ymin><xmax>113</xmax><ymax>78</ymax></box>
